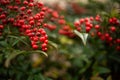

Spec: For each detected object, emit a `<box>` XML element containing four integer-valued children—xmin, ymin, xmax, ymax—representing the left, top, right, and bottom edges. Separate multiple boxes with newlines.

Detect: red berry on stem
<box><xmin>110</xmin><ymin>26</ymin><xmax>116</xmax><ymax>32</ymax></box>
<box><xmin>32</xmin><ymin>44</ymin><xmax>38</xmax><ymax>50</ymax></box>
<box><xmin>42</xmin><ymin>43</ymin><xmax>47</xmax><ymax>48</ymax></box>
<box><xmin>23</xmin><ymin>1</ymin><xmax>28</xmax><ymax>5</ymax></box>
<box><xmin>40</xmin><ymin>36</ymin><xmax>45</xmax><ymax>42</ymax></box>
<box><xmin>95</xmin><ymin>25</ymin><xmax>100</xmax><ymax>30</ymax></box>
<box><xmin>86</xmin><ymin>27</ymin><xmax>91</xmax><ymax>33</ymax></box>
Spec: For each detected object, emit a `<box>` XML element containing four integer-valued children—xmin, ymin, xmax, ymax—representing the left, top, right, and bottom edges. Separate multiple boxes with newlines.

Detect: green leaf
<box><xmin>93</xmin><ymin>66</ymin><xmax>110</xmax><ymax>75</ymax></box>
<box><xmin>110</xmin><ymin>9</ymin><xmax>119</xmax><ymax>17</ymax></box>
<box><xmin>0</xmin><ymin>41</ymin><xmax>8</xmax><ymax>47</ymax></box>
<box><xmin>34</xmin><ymin>74</ymin><xmax>45</xmax><ymax>80</ymax></box>
<box><xmin>79</xmin><ymin>55</ymin><xmax>91</xmax><ymax>74</ymax></box>
<box><xmin>39</xmin><ymin>74</ymin><xmax>45</xmax><ymax>80</ymax></box>
<box><xmin>48</xmin><ymin>41</ymin><xmax>58</xmax><ymax>49</ymax></box>
<box><xmin>12</xmin><ymin>39</ymin><xmax>21</xmax><ymax>47</ymax></box>
<box><xmin>8</xmin><ymin>35</ymin><xmax>29</xmax><ymax>47</ymax></box>
<box><xmin>4</xmin><ymin>50</ymin><xmax>47</xmax><ymax>68</ymax></box>
<box><xmin>28</xmin><ymin>76</ymin><xmax>33</xmax><ymax>80</ymax></box>
<box><xmin>74</xmin><ymin>30</ymin><xmax>88</xmax><ymax>45</ymax></box>
<box><xmin>30</xmin><ymin>50</ymin><xmax>48</xmax><ymax>57</ymax></box>
<box><xmin>0</xmin><ymin>54</ymin><xmax>3</xmax><ymax>63</ymax></box>
<box><xmin>5</xmin><ymin>50</ymin><xmax>26</xmax><ymax>68</ymax></box>
<box><xmin>46</xmin><ymin>78</ymin><xmax>53</xmax><ymax>80</ymax></box>
<box><xmin>109</xmin><ymin>55</ymin><xmax>120</xmax><ymax>63</ymax></box>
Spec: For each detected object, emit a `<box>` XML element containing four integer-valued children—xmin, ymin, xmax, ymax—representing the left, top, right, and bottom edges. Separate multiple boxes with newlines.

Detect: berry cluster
<box><xmin>59</xmin><ymin>25</ymin><xmax>75</xmax><ymax>37</ymax></box>
<box><xmin>41</xmin><ymin>9</ymin><xmax>75</xmax><ymax>37</ymax></box>
<box><xmin>0</xmin><ymin>0</ymin><xmax>63</xmax><ymax>51</ymax></box>
<box><xmin>74</xmin><ymin>15</ymin><xmax>120</xmax><ymax>51</ymax></box>
<box><xmin>27</xmin><ymin>28</ymin><xmax>48</xmax><ymax>51</ymax></box>
<box><xmin>74</xmin><ymin>15</ymin><xmax>100</xmax><ymax>33</ymax></box>
<box><xmin>58</xmin><ymin>16</ymin><xmax>75</xmax><ymax>37</ymax></box>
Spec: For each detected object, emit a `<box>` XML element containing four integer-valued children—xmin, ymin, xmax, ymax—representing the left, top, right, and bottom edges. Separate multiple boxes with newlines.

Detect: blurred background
<box><xmin>0</xmin><ymin>0</ymin><xmax>120</xmax><ymax>80</ymax></box>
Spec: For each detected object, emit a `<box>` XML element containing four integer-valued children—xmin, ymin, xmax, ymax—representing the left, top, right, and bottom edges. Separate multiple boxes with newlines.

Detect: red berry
<box><xmin>76</xmin><ymin>27</ymin><xmax>81</xmax><ymax>31</ymax></box>
<box><xmin>23</xmin><ymin>0</ymin><xmax>28</xmax><ymax>5</ymax></box>
<box><xmin>0</xmin><ymin>8</ymin><xmax>3</xmax><ymax>12</ymax></box>
<box><xmin>44</xmin><ymin>35</ymin><xmax>48</xmax><ymax>39</ymax></box>
<box><xmin>85</xmin><ymin>22</ymin><xmax>90</xmax><ymax>27</ymax></box>
<box><xmin>97</xmin><ymin>32</ymin><xmax>102</xmax><ymax>37</ymax></box>
<box><xmin>28</xmin><ymin>16</ymin><xmax>34</xmax><ymax>21</ymax></box>
<box><xmin>42</xmin><ymin>43</ymin><xmax>47</xmax><ymax>48</ymax></box>
<box><xmin>43</xmin><ymin>23</ymin><xmax>48</xmax><ymax>27</ymax></box>
<box><xmin>33</xmin><ymin>36</ymin><xmax>39</xmax><ymax>42</ymax></box>
<box><xmin>100</xmin><ymin>35</ymin><xmax>105</xmax><ymax>41</ymax></box>
<box><xmin>29</xmin><ymin>20</ymin><xmax>34</xmax><ymax>25</ymax></box>
<box><xmin>31</xmin><ymin>41</ymin><xmax>36</xmax><ymax>45</ymax></box>
<box><xmin>0</xmin><ymin>25</ymin><xmax>4</xmax><ymax>29</ymax></box>
<box><xmin>58</xmin><ymin>19</ymin><xmax>66</xmax><ymax>25</ymax></box>
<box><xmin>110</xmin><ymin>26</ymin><xmax>116</xmax><ymax>32</ymax></box>
<box><xmin>40</xmin><ymin>11</ymin><xmax>45</xmax><ymax>16</ymax></box>
<box><xmin>116</xmin><ymin>46</ymin><xmax>120</xmax><ymax>51</ymax></box>
<box><xmin>42</xmin><ymin>47</ymin><xmax>47</xmax><ymax>52</ymax></box>
<box><xmin>37</xmin><ymin>2</ymin><xmax>44</xmax><ymax>7</ymax></box>
<box><xmin>85</xmin><ymin>18</ymin><xmax>89</xmax><ymax>22</ymax></box>
<box><xmin>27</xmin><ymin>9</ymin><xmax>32</xmax><ymax>14</ymax></box>
<box><xmin>52</xmin><ymin>11</ymin><xmax>59</xmax><ymax>18</ymax></box>
<box><xmin>40</xmin><ymin>37</ymin><xmax>45</xmax><ymax>42</ymax></box>
<box><xmin>116</xmin><ymin>39</ymin><xmax>120</xmax><ymax>43</ymax></box>
<box><xmin>28</xmin><ymin>3</ymin><xmax>34</xmax><ymax>7</ymax></box>
<box><xmin>94</xmin><ymin>25</ymin><xmax>100</xmax><ymax>30</ymax></box>
<box><xmin>41</xmin><ymin>30</ymin><xmax>46</xmax><ymax>35</ymax></box>
<box><xmin>86</xmin><ymin>27</ymin><xmax>91</xmax><ymax>33</ymax></box>
<box><xmin>108</xmin><ymin>37</ymin><xmax>113</xmax><ymax>42</ymax></box>
<box><xmin>109</xmin><ymin>18</ymin><xmax>113</xmax><ymax>24</ymax></box>
<box><xmin>0</xmin><ymin>14</ymin><xmax>6</xmax><ymax>19</ymax></box>
<box><xmin>44</xmin><ymin>40</ymin><xmax>48</xmax><ymax>44</ymax></box>
<box><xmin>90</xmin><ymin>17</ymin><xmax>94</xmax><ymax>21</ymax></box>
<box><xmin>20</xmin><ymin>6</ymin><xmax>26</xmax><ymax>11</ymax></box>
<box><xmin>38</xmin><ymin>28</ymin><xmax>43</xmax><ymax>33</ymax></box>
<box><xmin>74</xmin><ymin>22</ymin><xmax>80</xmax><ymax>27</ymax></box>
<box><xmin>32</xmin><ymin>45</ymin><xmax>38</xmax><ymax>50</ymax></box>
<box><xmin>95</xmin><ymin>15</ymin><xmax>101</xmax><ymax>21</ymax></box>
<box><xmin>79</xmin><ymin>18</ymin><xmax>84</xmax><ymax>24</ymax></box>
<box><xmin>105</xmin><ymin>33</ymin><xmax>110</xmax><ymax>38</ymax></box>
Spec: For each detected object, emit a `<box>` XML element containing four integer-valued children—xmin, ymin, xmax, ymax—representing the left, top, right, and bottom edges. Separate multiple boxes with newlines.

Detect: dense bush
<box><xmin>0</xmin><ymin>0</ymin><xmax>120</xmax><ymax>80</ymax></box>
